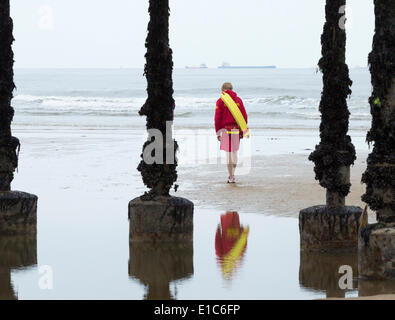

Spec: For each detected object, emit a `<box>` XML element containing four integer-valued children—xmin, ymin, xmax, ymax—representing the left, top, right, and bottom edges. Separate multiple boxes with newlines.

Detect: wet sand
<box><xmin>327</xmin><ymin>294</ymin><xmax>395</xmax><ymax>300</ymax></box>
<box><xmin>13</xmin><ymin>126</ymin><xmax>370</xmax><ymax>221</ymax></box>
<box><xmin>177</xmin><ymin>151</ymin><xmax>374</xmax><ymax>220</ymax></box>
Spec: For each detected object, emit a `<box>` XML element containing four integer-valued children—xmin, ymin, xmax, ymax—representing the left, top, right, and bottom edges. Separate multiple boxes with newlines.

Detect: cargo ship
<box><xmin>218</xmin><ymin>62</ymin><xmax>276</xmax><ymax>69</ymax></box>
<box><xmin>185</xmin><ymin>63</ymin><xmax>208</xmax><ymax>69</ymax></box>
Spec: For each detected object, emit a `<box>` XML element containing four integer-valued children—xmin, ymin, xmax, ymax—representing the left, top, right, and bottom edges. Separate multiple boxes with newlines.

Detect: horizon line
<box><xmin>13</xmin><ymin>66</ymin><xmax>368</xmax><ymax>70</ymax></box>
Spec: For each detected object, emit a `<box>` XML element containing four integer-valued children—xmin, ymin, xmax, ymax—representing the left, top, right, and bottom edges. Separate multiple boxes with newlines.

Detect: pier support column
<box><xmin>358</xmin><ymin>0</ymin><xmax>395</xmax><ymax>280</ymax></box>
<box><xmin>359</xmin><ymin>224</ymin><xmax>395</xmax><ymax>279</ymax></box>
<box><xmin>0</xmin><ymin>1</ymin><xmax>37</xmax><ymax>235</ymax></box>
<box><xmin>300</xmin><ymin>205</ymin><xmax>363</xmax><ymax>252</ymax></box>
<box><xmin>130</xmin><ymin>0</ymin><xmax>193</xmax><ymax>242</ymax></box>
<box><xmin>129</xmin><ymin>196</ymin><xmax>193</xmax><ymax>243</ymax></box>
<box><xmin>299</xmin><ymin>0</ymin><xmax>362</xmax><ymax>251</ymax></box>
<box><xmin>0</xmin><ymin>192</ymin><xmax>37</xmax><ymax>235</ymax></box>
<box><xmin>300</xmin><ymin>165</ymin><xmax>363</xmax><ymax>251</ymax></box>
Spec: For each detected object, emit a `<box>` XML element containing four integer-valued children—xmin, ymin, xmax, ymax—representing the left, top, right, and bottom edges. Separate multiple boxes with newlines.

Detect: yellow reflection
<box><xmin>215</xmin><ymin>211</ymin><xmax>249</xmax><ymax>279</ymax></box>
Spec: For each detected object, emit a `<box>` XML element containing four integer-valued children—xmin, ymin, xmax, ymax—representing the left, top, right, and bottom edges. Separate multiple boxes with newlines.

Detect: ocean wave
<box><xmin>245</xmin><ymin>95</ymin><xmax>317</xmax><ymax>106</ymax></box>
<box><xmin>14</xmin><ymin>94</ymin><xmax>142</xmax><ymax>107</ymax></box>
<box><xmin>14</xmin><ymin>94</ymin><xmax>318</xmax><ymax>111</ymax></box>
<box><xmin>12</xmin><ymin>94</ymin><xmax>370</xmax><ymax>120</ymax></box>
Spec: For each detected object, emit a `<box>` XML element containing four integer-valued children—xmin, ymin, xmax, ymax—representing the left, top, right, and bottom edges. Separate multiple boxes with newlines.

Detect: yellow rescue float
<box><xmin>221</xmin><ymin>92</ymin><xmax>250</xmax><ymax>138</ymax></box>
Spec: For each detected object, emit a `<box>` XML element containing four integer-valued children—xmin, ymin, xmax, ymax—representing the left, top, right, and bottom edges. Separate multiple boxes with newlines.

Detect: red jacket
<box><xmin>215</xmin><ymin>90</ymin><xmax>248</xmax><ymax>134</ymax></box>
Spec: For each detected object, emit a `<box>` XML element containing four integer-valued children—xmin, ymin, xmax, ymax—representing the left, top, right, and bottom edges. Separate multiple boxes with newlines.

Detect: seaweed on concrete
<box><xmin>361</xmin><ymin>0</ymin><xmax>395</xmax><ymax>222</ymax></box>
<box><xmin>309</xmin><ymin>0</ymin><xmax>356</xmax><ymax>204</ymax></box>
<box><xmin>0</xmin><ymin>0</ymin><xmax>19</xmax><ymax>191</ymax></box>
<box><xmin>137</xmin><ymin>0</ymin><xmax>178</xmax><ymax>199</ymax></box>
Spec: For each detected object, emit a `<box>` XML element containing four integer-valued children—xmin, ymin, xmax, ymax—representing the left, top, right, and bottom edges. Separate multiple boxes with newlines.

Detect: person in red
<box><xmin>215</xmin><ymin>82</ymin><xmax>248</xmax><ymax>183</ymax></box>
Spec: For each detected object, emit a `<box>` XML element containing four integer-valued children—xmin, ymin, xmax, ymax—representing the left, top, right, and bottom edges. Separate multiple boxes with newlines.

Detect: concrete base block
<box><xmin>299</xmin><ymin>205</ymin><xmax>363</xmax><ymax>252</ymax></box>
<box><xmin>129</xmin><ymin>241</ymin><xmax>193</xmax><ymax>300</ymax></box>
<box><xmin>299</xmin><ymin>251</ymin><xmax>358</xmax><ymax>298</ymax></box>
<box><xmin>358</xmin><ymin>224</ymin><xmax>395</xmax><ymax>280</ymax></box>
<box><xmin>0</xmin><ymin>191</ymin><xmax>38</xmax><ymax>236</ymax></box>
<box><xmin>128</xmin><ymin>196</ymin><xmax>194</xmax><ymax>242</ymax></box>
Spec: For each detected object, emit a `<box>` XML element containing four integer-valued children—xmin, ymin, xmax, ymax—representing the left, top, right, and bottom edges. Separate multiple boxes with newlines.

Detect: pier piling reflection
<box><xmin>128</xmin><ymin>242</ymin><xmax>193</xmax><ymax>300</ymax></box>
<box><xmin>0</xmin><ymin>233</ymin><xmax>37</xmax><ymax>300</ymax></box>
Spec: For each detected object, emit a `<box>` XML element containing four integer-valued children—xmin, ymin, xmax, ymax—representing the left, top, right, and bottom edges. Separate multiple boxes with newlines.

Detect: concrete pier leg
<box><xmin>359</xmin><ymin>224</ymin><xmax>395</xmax><ymax>280</ymax></box>
<box><xmin>0</xmin><ymin>191</ymin><xmax>38</xmax><ymax>236</ymax></box>
<box><xmin>324</xmin><ymin>166</ymin><xmax>349</xmax><ymax>208</ymax></box>
<box><xmin>128</xmin><ymin>196</ymin><xmax>193</xmax><ymax>242</ymax></box>
<box><xmin>299</xmin><ymin>205</ymin><xmax>363</xmax><ymax>252</ymax></box>
<box><xmin>358</xmin><ymin>79</ymin><xmax>395</xmax><ymax>280</ymax></box>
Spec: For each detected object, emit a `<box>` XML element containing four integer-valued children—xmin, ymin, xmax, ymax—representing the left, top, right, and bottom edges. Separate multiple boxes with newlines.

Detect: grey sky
<box><xmin>11</xmin><ymin>0</ymin><xmax>374</xmax><ymax>68</ymax></box>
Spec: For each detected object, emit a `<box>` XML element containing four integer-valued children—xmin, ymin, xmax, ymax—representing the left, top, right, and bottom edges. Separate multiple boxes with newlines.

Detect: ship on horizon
<box><xmin>218</xmin><ymin>62</ymin><xmax>276</xmax><ymax>69</ymax></box>
<box><xmin>185</xmin><ymin>63</ymin><xmax>208</xmax><ymax>69</ymax></box>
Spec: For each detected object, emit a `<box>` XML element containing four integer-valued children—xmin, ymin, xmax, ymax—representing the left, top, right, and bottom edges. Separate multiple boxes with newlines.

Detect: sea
<box><xmin>13</xmin><ymin>67</ymin><xmax>372</xmax><ymax>132</ymax></box>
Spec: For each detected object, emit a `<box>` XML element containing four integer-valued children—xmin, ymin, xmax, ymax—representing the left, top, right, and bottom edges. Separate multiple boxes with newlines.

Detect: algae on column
<box><xmin>0</xmin><ymin>0</ymin><xmax>37</xmax><ymax>236</ymax></box>
<box><xmin>358</xmin><ymin>0</ymin><xmax>395</xmax><ymax>280</ymax></box>
<box><xmin>129</xmin><ymin>0</ymin><xmax>193</xmax><ymax>243</ymax></box>
<box><xmin>299</xmin><ymin>0</ymin><xmax>363</xmax><ymax>252</ymax></box>
<box><xmin>0</xmin><ymin>0</ymin><xmax>19</xmax><ymax>192</ymax></box>
<box><xmin>137</xmin><ymin>0</ymin><xmax>178</xmax><ymax>199</ymax></box>
<box><xmin>309</xmin><ymin>0</ymin><xmax>356</xmax><ymax>208</ymax></box>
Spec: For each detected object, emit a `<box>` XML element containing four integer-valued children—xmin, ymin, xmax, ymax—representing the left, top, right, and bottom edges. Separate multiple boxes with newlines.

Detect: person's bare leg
<box><xmin>226</xmin><ymin>152</ymin><xmax>233</xmax><ymax>182</ymax></box>
<box><xmin>231</xmin><ymin>151</ymin><xmax>238</xmax><ymax>180</ymax></box>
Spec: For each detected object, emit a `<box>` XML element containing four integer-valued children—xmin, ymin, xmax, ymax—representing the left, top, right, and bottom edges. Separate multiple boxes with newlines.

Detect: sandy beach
<box><xmin>13</xmin><ymin>126</ymin><xmax>372</xmax><ymax>219</ymax></box>
<box><xmin>177</xmin><ymin>150</ymin><xmax>371</xmax><ymax>219</ymax></box>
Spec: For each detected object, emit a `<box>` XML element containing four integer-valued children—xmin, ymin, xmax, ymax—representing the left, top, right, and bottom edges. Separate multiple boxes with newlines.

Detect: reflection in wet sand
<box><xmin>0</xmin><ymin>234</ymin><xmax>37</xmax><ymax>300</ymax></box>
<box><xmin>128</xmin><ymin>242</ymin><xmax>193</xmax><ymax>300</ymax></box>
<box><xmin>299</xmin><ymin>251</ymin><xmax>358</xmax><ymax>298</ymax></box>
<box><xmin>215</xmin><ymin>212</ymin><xmax>249</xmax><ymax>280</ymax></box>
<box><xmin>358</xmin><ymin>279</ymin><xmax>395</xmax><ymax>298</ymax></box>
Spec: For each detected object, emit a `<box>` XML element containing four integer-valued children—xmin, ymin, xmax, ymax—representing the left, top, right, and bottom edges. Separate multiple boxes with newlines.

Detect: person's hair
<box><xmin>221</xmin><ymin>82</ymin><xmax>233</xmax><ymax>91</ymax></box>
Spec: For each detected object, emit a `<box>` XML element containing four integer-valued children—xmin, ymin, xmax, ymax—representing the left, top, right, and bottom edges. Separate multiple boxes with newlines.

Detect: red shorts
<box><xmin>220</xmin><ymin>127</ymin><xmax>240</xmax><ymax>152</ymax></box>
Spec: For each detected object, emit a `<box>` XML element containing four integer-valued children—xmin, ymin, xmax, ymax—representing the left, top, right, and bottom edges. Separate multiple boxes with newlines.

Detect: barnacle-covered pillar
<box><xmin>299</xmin><ymin>0</ymin><xmax>363</xmax><ymax>252</ymax></box>
<box><xmin>128</xmin><ymin>0</ymin><xmax>193</xmax><ymax>242</ymax></box>
<box><xmin>0</xmin><ymin>0</ymin><xmax>37</xmax><ymax>235</ymax></box>
<box><xmin>358</xmin><ymin>0</ymin><xmax>395</xmax><ymax>279</ymax></box>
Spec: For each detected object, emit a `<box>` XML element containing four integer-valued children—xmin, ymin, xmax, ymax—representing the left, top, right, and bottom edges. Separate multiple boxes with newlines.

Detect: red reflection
<box><xmin>215</xmin><ymin>211</ymin><xmax>249</xmax><ymax>278</ymax></box>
